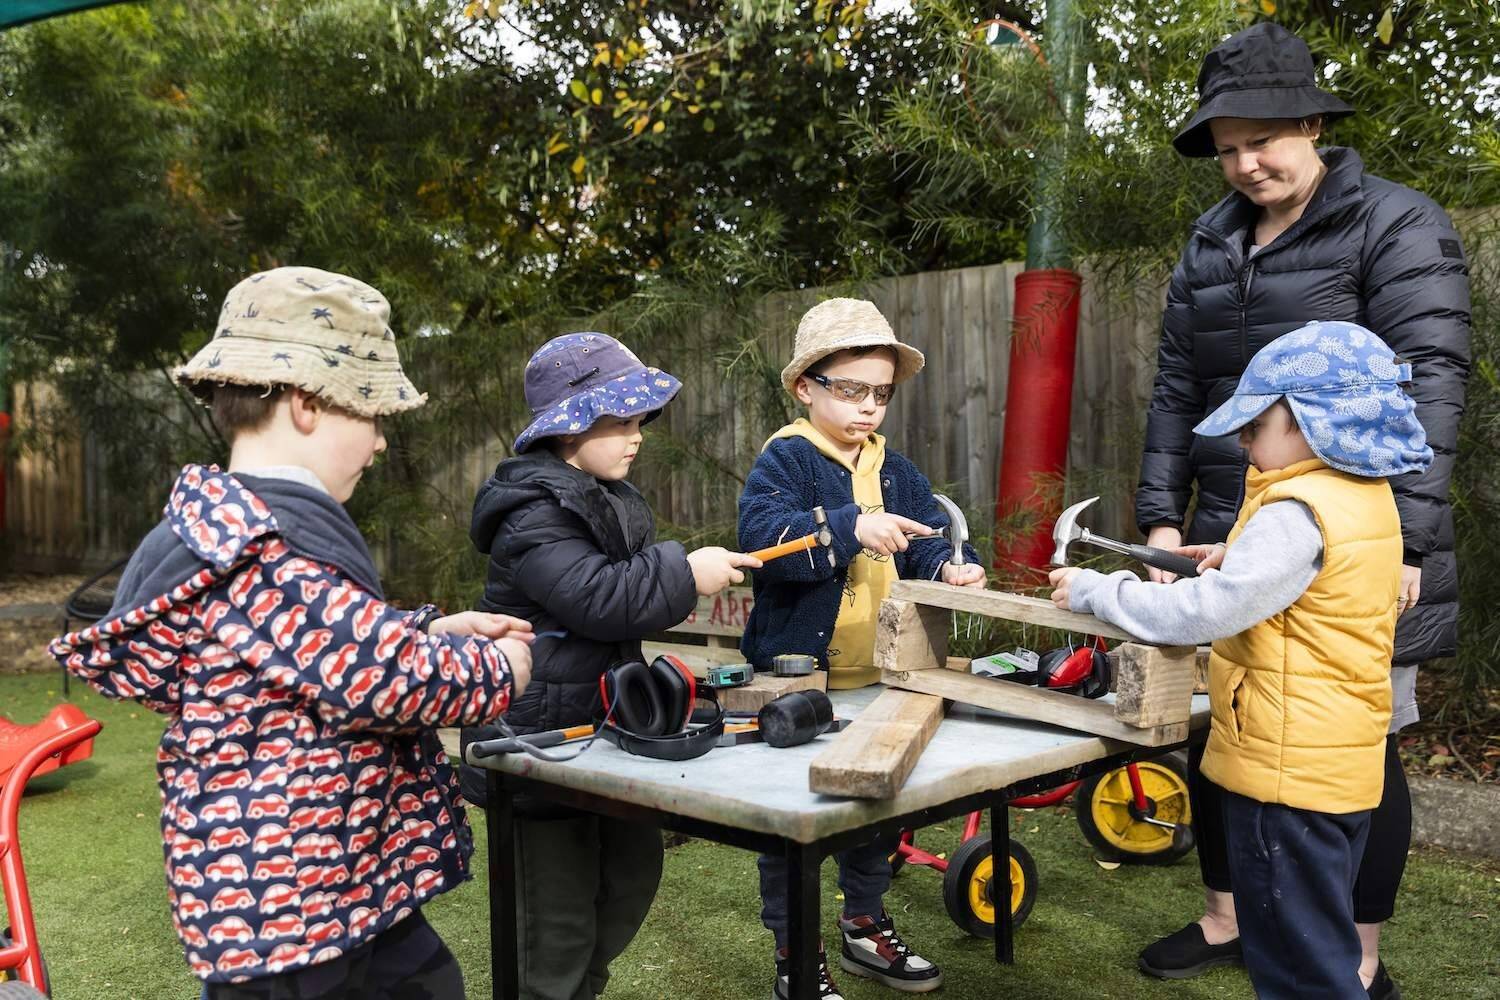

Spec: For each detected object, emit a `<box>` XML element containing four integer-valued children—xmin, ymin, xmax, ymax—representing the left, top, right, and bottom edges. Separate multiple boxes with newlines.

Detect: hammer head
<box><xmin>932</xmin><ymin>494</ymin><xmax>969</xmax><ymax>567</ymax></box>
<box><xmin>1051</xmin><ymin>496</ymin><xmax>1099</xmax><ymax>567</ymax></box>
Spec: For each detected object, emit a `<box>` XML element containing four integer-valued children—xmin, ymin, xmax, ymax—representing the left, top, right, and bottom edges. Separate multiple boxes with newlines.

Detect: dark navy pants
<box><xmin>1222</xmin><ymin>790</ymin><xmax>1371</xmax><ymax>999</ymax></box>
<box><xmin>758</xmin><ymin>833</ymin><xmax>897</xmax><ymax>950</ymax></box>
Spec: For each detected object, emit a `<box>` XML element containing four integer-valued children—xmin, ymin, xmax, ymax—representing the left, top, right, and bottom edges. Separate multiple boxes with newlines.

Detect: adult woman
<box><xmin>1134</xmin><ymin>22</ymin><xmax>1471</xmax><ymax>999</ymax></box>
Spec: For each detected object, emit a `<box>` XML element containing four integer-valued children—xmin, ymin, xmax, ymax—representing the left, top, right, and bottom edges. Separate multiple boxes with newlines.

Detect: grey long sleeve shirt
<box><xmin>1068</xmin><ymin>500</ymin><xmax>1415</xmax><ymax>732</ymax></box>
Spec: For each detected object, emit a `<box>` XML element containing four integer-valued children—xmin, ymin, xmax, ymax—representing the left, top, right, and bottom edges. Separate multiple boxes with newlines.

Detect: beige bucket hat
<box><xmin>175</xmin><ymin>266</ymin><xmax>427</xmax><ymax>418</ymax></box>
<box><xmin>780</xmin><ymin>298</ymin><xmax>925</xmax><ymax>394</ymax></box>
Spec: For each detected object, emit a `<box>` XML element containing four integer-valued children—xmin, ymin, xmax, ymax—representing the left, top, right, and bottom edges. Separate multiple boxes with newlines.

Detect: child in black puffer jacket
<box><xmin>459</xmin><ymin>332</ymin><xmax>757</xmax><ymax>1000</ymax></box>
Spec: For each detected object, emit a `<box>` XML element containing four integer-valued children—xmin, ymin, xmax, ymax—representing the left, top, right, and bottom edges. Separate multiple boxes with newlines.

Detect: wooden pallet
<box><xmin>878</xmin><ymin>581</ymin><xmax>1196</xmax><ymax>747</ymax></box>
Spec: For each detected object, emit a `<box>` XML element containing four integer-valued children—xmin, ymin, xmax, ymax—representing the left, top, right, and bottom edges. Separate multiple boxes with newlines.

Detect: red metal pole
<box><xmin>993</xmin><ymin>268</ymin><xmax>1082</xmax><ymax>577</ymax></box>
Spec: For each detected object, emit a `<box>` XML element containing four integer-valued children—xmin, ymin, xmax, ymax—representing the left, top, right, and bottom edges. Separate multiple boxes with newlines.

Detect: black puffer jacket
<box><xmin>458</xmin><ymin>451</ymin><xmax>697</xmax><ymax>803</ymax></box>
<box><xmin>1136</xmin><ymin>147</ymin><xmax>1471</xmax><ymax>665</ymax></box>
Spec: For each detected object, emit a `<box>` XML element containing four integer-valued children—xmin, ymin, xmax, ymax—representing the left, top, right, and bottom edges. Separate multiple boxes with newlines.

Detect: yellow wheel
<box><xmin>941</xmin><ymin>834</ymin><xmax>1038</xmax><ymax>939</ymax></box>
<box><xmin>1075</xmin><ymin>752</ymin><xmax>1194</xmax><ymax>865</ymax></box>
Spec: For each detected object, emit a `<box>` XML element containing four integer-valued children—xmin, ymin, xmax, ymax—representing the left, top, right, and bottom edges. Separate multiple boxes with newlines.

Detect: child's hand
<box><xmin>856</xmin><ymin>512</ymin><xmax>932</xmax><ymax>556</ymax></box>
<box><xmin>941</xmin><ymin>562</ymin><xmax>987</xmax><ymax>588</ymax></box>
<box><xmin>687</xmin><ymin>547</ymin><xmax>763</xmax><ymax>596</ymax></box>
<box><xmin>1048</xmin><ymin>567</ymin><xmax>1081</xmax><ymax>610</ymax></box>
<box><xmin>428</xmin><ymin>611</ymin><xmax>536</xmax><ymax>642</ymax></box>
<box><xmin>496</xmin><ymin>637</ymin><xmax>533</xmax><ymax>697</ymax></box>
<box><xmin>1171</xmin><ymin>543</ymin><xmax>1226</xmax><ymax>575</ymax></box>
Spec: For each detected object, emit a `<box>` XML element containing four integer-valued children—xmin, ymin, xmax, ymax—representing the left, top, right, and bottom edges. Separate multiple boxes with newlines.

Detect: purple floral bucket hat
<box><xmin>513</xmin><ymin>333</ymin><xmax>682</xmax><ymax>453</ymax></box>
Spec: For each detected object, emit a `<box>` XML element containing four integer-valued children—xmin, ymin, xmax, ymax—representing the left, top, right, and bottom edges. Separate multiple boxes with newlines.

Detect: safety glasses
<box><xmin>808</xmin><ymin>373</ymin><xmax>896</xmax><ymax>406</ymax></box>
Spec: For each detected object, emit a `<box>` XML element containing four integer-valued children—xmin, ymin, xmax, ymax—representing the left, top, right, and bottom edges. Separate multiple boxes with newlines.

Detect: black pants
<box><xmin>1222</xmin><ymin>791</ymin><xmax>1371</xmax><ymax>999</ymax></box>
<box><xmin>1189</xmin><ymin>733</ymin><xmax>1410</xmax><ymax>923</ymax></box>
<box><xmin>203</xmin><ymin>910</ymin><xmax>463</xmax><ymax>1000</ymax></box>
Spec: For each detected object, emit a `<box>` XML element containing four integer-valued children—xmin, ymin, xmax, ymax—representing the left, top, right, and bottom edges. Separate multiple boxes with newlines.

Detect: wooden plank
<box><xmin>1112</xmin><ymin>643</ymin><xmax>1196</xmax><ymax>728</ymax></box>
<box><xmin>886</xmin><ymin>579</ymin><xmax>1134</xmax><ymax>642</ymax></box>
<box><xmin>717</xmin><ymin>670</ymin><xmax>828</xmax><ymax>713</ymax></box>
<box><xmin>873</xmin><ymin>599</ymin><xmax>949</xmax><ymax>674</ymax></box>
<box><xmin>672</xmin><ymin>587</ymin><xmax>755</xmax><ymax>638</ymax></box>
<box><xmin>808</xmin><ymin>688</ymin><xmax>945</xmax><ymax>798</ymax></box>
<box><xmin>961</xmin><ymin>266</ymin><xmax>991</xmax><ymax>511</ymax></box>
<box><xmin>644</xmin><ymin>641</ymin><xmax>748</xmax><ymax>675</ymax></box>
<box><xmin>882</xmin><ymin>665</ymin><xmax>1187</xmax><ymax>747</ymax></box>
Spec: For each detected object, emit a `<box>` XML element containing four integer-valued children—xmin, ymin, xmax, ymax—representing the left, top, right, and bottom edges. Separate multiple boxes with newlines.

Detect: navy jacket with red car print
<box><xmin>50</xmin><ymin>465</ymin><xmax>517</xmax><ymax>985</ymax></box>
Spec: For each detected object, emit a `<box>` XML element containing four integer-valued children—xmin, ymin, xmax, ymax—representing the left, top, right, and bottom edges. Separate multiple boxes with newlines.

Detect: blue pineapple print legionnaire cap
<box><xmin>1193</xmin><ymin>321</ymin><xmax>1433</xmax><ymax>478</ymax></box>
<box><xmin>513</xmin><ymin>333</ymin><xmax>682</xmax><ymax>453</ymax></box>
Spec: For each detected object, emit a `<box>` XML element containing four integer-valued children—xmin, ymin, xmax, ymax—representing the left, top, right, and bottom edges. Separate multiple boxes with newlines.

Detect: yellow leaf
<box><xmin>632</xmin><ymin>115</ymin><xmax>649</xmax><ymax>136</ymax></box>
<box><xmin>614</xmin><ymin>89</ymin><xmax>628</xmax><ymax>100</ymax></box>
<box><xmin>651</xmin><ymin>120</ymin><xmax>665</xmax><ymax>134</ymax></box>
<box><xmin>687</xmin><ymin>104</ymin><xmax>701</xmax><ymax>114</ymax></box>
<box><xmin>571</xmin><ymin>154</ymin><xmax>586</xmax><ymax>176</ymax></box>
<box><xmin>569</xmin><ymin>79</ymin><xmax>588</xmax><ymax>102</ymax></box>
<box><xmin>463</xmin><ymin>1</ymin><xmax>482</xmax><ymax>17</ymax></box>
<box><xmin>703</xmin><ymin>117</ymin><xmax>715</xmax><ymax>133</ymax></box>
<box><xmin>660</xmin><ymin>98</ymin><xmax>672</xmax><ymax>113</ymax></box>
<box><xmin>1377</xmin><ymin>7</ymin><xmax>1394</xmax><ymax>45</ymax></box>
<box><xmin>1259</xmin><ymin>0</ymin><xmax>1276</xmax><ymax>13</ymax></box>
<box><xmin>546</xmin><ymin>135</ymin><xmax>570</xmax><ymax>155</ymax></box>
<box><xmin>591</xmin><ymin>87</ymin><xmax>604</xmax><ymax>105</ymax></box>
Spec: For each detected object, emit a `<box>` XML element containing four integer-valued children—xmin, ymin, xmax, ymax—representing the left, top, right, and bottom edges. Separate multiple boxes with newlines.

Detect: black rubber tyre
<box><xmin>1075</xmin><ymin>752</ymin><xmax>1195</xmax><ymax>865</ymax></box>
<box><xmin>941</xmin><ymin>834</ymin><xmax>1038</xmax><ymax>939</ymax></box>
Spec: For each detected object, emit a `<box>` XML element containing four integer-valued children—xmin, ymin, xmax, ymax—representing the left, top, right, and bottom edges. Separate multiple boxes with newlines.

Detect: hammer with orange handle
<box><xmin>744</xmin><ymin>506</ymin><xmax>836</xmax><ymax>566</ymax></box>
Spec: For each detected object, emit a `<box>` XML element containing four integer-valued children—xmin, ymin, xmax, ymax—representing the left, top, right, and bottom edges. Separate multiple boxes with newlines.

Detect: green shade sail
<box><xmin>1</xmin><ymin>1</ymin><xmax>133</xmax><ymax>31</ymax></box>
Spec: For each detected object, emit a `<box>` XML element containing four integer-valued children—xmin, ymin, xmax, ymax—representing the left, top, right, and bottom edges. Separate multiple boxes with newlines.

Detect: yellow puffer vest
<box><xmin>1199</xmin><ymin>458</ymin><xmax>1400</xmax><ymax>813</ymax></box>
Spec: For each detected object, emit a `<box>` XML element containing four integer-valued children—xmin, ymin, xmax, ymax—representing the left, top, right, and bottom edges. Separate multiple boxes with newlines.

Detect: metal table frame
<box><xmin>482</xmin><ymin>737</ymin><xmax>1193</xmax><ymax>1000</ymax></box>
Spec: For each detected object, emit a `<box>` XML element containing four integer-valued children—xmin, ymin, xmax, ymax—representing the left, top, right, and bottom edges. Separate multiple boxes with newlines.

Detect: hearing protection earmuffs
<box><xmin>598</xmin><ymin>655</ymin><xmax>724</xmax><ymax>761</ymax></box>
<box><xmin>1036</xmin><ymin>641</ymin><xmax>1110</xmax><ymax>700</ymax></box>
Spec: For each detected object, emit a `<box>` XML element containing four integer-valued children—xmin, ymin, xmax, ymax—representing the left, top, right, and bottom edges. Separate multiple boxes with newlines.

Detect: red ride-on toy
<box><xmin>893</xmin><ymin>753</ymin><xmax>1194</xmax><ymax>939</ymax></box>
<box><xmin>0</xmin><ymin>704</ymin><xmax>103</xmax><ymax>997</ymax></box>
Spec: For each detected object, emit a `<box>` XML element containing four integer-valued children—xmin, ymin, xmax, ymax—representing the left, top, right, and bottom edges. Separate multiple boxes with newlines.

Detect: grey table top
<box><xmin>461</xmin><ymin>687</ymin><xmax>1211</xmax><ymax>845</ymax></box>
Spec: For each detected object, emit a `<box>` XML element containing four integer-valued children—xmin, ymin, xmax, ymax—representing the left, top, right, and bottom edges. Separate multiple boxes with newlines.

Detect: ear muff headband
<box><xmin>598</xmin><ymin>656</ymin><xmax>723</xmax><ymax>760</ymax></box>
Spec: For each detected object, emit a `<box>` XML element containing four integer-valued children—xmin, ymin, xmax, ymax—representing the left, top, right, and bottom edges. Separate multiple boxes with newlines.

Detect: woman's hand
<box><xmin>1146</xmin><ymin>526</ymin><xmax>1184</xmax><ymax>583</ymax></box>
<box><xmin>1397</xmin><ymin>564</ymin><xmax>1421</xmax><ymax>616</ymax></box>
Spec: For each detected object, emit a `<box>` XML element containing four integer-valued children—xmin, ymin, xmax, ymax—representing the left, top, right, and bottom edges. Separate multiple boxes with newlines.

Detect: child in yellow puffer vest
<box><xmin>1050</xmin><ymin>321</ymin><xmax>1432</xmax><ymax>1000</ymax></box>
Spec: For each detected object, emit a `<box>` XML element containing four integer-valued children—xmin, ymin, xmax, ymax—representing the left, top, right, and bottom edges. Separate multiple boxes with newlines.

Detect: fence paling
<box><xmin>3</xmin><ymin>259</ymin><xmax>1168</xmax><ymax>572</ymax></box>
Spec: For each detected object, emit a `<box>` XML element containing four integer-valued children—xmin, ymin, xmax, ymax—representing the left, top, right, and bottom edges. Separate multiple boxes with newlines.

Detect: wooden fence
<box><xmin>2</xmin><ymin>259</ymin><xmax>1170</xmax><ymax>572</ymax></box>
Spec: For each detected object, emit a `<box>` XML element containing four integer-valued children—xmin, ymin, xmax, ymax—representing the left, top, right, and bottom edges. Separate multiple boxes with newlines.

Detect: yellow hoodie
<box><xmin>764</xmin><ymin>419</ymin><xmax>895</xmax><ymax>689</ymax></box>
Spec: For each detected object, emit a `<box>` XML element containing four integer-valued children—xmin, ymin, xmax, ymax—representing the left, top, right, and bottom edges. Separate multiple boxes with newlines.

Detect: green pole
<box><xmin>1025</xmin><ymin>0</ymin><xmax>1087</xmax><ymax>271</ymax></box>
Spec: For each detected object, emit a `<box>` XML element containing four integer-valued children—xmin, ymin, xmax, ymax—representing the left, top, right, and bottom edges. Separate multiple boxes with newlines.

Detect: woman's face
<box><xmin>1209</xmin><ymin>117</ymin><xmax>1324</xmax><ymax>214</ymax></box>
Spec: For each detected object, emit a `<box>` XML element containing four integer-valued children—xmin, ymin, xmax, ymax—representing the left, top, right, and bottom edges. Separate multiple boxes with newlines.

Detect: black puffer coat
<box><xmin>1136</xmin><ymin>147</ymin><xmax>1471</xmax><ymax>665</ymax></box>
<box><xmin>458</xmin><ymin>450</ymin><xmax>697</xmax><ymax>804</ymax></box>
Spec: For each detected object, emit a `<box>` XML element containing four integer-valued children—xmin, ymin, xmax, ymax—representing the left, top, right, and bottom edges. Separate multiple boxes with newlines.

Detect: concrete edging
<box><xmin>1408</xmin><ymin>774</ymin><xmax>1500</xmax><ymax>858</ymax></box>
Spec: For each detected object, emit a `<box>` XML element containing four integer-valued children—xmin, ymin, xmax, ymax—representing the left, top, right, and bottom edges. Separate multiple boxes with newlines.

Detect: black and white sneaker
<box><xmin>838</xmin><ymin>912</ymin><xmax>943</xmax><ymax>992</ymax></box>
<box><xmin>773</xmin><ymin>944</ymin><xmax>845</xmax><ymax>1000</ymax></box>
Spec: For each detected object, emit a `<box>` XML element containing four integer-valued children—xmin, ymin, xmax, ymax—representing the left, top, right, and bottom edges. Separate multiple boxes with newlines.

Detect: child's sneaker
<box><xmin>773</xmin><ymin>944</ymin><xmax>845</xmax><ymax>1000</ymax></box>
<box><xmin>838</xmin><ymin>911</ymin><xmax>943</xmax><ymax>992</ymax></box>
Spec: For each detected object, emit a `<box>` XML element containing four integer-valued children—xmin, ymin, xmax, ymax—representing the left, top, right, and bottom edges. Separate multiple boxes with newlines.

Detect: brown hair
<box><xmin>209</xmin><ymin>384</ymin><xmax>287</xmax><ymax>439</ymax></box>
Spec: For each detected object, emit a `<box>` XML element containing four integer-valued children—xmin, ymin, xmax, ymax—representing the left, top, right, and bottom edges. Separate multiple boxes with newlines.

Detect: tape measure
<box><xmin>706</xmin><ymin>663</ymin><xmax>753</xmax><ymax>688</ymax></box>
<box><xmin>772</xmin><ymin>654</ymin><xmax>816</xmax><ymax>677</ymax></box>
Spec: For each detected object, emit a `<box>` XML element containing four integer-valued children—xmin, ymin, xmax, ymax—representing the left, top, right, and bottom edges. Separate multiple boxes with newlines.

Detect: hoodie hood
<box><xmin>470</xmin><ymin>450</ymin><xmax>647</xmax><ymax>563</ymax></box>
<box><xmin>62</xmin><ymin>465</ymin><xmax>385</xmax><ymax>702</ymax></box>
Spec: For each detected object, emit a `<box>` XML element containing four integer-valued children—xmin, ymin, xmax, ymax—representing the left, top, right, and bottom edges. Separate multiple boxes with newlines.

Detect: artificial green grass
<box><xmin>5</xmin><ymin>672</ymin><xmax>1497</xmax><ymax>998</ymax></box>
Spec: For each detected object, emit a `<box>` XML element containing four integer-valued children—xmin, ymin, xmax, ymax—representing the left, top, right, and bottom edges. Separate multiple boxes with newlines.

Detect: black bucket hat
<box><xmin>1173</xmin><ymin>22</ymin><xmax>1354</xmax><ymax>158</ymax></box>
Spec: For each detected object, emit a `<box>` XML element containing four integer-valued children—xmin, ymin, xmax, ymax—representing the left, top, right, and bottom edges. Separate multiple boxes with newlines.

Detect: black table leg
<box><xmin>992</xmin><ymin>798</ymin><xmax>1014</xmax><ymax>965</ymax></box>
<box><xmin>489</xmin><ymin>770</ymin><xmax>520</xmax><ymax>1000</ymax></box>
<box><xmin>785</xmin><ymin>840</ymin><xmax>822</xmax><ymax>1000</ymax></box>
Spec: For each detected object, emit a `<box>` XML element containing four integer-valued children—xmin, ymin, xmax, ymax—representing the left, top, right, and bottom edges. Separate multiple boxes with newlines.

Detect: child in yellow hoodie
<box><xmin>739</xmin><ymin>298</ymin><xmax>983</xmax><ymax>999</ymax></box>
<box><xmin>1051</xmin><ymin>321</ymin><xmax>1431</xmax><ymax>1000</ymax></box>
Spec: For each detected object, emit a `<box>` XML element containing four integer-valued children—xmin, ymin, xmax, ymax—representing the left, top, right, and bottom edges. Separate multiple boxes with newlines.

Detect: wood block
<box><xmin>808</xmin><ymin>688</ymin><xmax>945</xmax><ymax>798</ymax></box>
<box><xmin>717</xmin><ymin>670</ymin><xmax>828</xmax><ymax>713</ymax></box>
<box><xmin>1112</xmin><ymin>643</ymin><xmax>1196</xmax><ymax>728</ymax></box>
<box><xmin>886</xmin><ymin>580</ymin><xmax>1135</xmax><ymax>642</ymax></box>
<box><xmin>874</xmin><ymin>599</ymin><xmax>949</xmax><ymax>674</ymax></box>
<box><xmin>882</xmin><ymin>666</ymin><xmax>1187</xmax><ymax>747</ymax></box>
